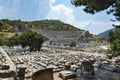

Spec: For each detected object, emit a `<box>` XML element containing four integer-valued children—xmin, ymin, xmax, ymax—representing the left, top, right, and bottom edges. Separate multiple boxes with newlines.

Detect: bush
<box><xmin>20</xmin><ymin>31</ymin><xmax>44</xmax><ymax>51</ymax></box>
<box><xmin>108</xmin><ymin>27</ymin><xmax>120</xmax><ymax>56</ymax></box>
<box><xmin>0</xmin><ymin>36</ymin><xmax>6</xmax><ymax>46</ymax></box>
<box><xmin>69</xmin><ymin>41</ymin><xmax>76</xmax><ymax>47</ymax></box>
<box><xmin>6</xmin><ymin>31</ymin><xmax>45</xmax><ymax>51</ymax></box>
<box><xmin>108</xmin><ymin>39</ymin><xmax>120</xmax><ymax>56</ymax></box>
<box><xmin>6</xmin><ymin>34</ymin><xmax>20</xmax><ymax>46</ymax></box>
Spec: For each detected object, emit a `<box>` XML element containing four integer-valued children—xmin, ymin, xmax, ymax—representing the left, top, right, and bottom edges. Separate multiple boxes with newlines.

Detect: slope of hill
<box><xmin>0</xmin><ymin>19</ymin><xmax>80</xmax><ymax>33</ymax></box>
<box><xmin>97</xmin><ymin>28</ymin><xmax>115</xmax><ymax>38</ymax></box>
<box><xmin>0</xmin><ymin>19</ymin><xmax>96</xmax><ymax>43</ymax></box>
<box><xmin>0</xmin><ymin>19</ymin><xmax>29</xmax><ymax>32</ymax></box>
<box><xmin>24</xmin><ymin>20</ymin><xmax>80</xmax><ymax>31</ymax></box>
<box><xmin>32</xmin><ymin>29</ymin><xmax>85</xmax><ymax>39</ymax></box>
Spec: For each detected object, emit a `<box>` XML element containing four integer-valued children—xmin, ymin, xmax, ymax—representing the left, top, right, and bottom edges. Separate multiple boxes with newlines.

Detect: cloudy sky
<box><xmin>0</xmin><ymin>0</ymin><xmax>118</xmax><ymax>34</ymax></box>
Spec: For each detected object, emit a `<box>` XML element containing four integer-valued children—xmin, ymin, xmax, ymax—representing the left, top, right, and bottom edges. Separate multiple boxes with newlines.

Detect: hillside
<box><xmin>97</xmin><ymin>28</ymin><xmax>115</xmax><ymax>38</ymax></box>
<box><xmin>0</xmin><ymin>19</ymin><xmax>80</xmax><ymax>33</ymax></box>
<box><xmin>0</xmin><ymin>19</ymin><xmax>97</xmax><ymax>43</ymax></box>
<box><xmin>0</xmin><ymin>19</ymin><xmax>29</xmax><ymax>32</ymax></box>
<box><xmin>25</xmin><ymin>20</ymin><xmax>80</xmax><ymax>31</ymax></box>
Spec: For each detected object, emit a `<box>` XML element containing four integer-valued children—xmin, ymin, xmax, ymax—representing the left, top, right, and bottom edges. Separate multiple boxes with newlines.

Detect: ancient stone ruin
<box><xmin>32</xmin><ymin>68</ymin><xmax>53</xmax><ymax>80</ymax></box>
<box><xmin>15</xmin><ymin>63</ymin><xmax>27</xmax><ymax>80</ymax></box>
<box><xmin>0</xmin><ymin>47</ymin><xmax>16</xmax><ymax>78</ymax></box>
<box><xmin>0</xmin><ymin>46</ymin><xmax>120</xmax><ymax>80</ymax></box>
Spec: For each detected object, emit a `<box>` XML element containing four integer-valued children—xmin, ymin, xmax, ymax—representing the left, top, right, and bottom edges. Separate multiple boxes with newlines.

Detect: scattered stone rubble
<box><xmin>2</xmin><ymin>46</ymin><xmax>64</xmax><ymax>56</ymax></box>
<box><xmin>0</xmin><ymin>47</ymin><xmax>16</xmax><ymax>78</ymax></box>
<box><xmin>12</xmin><ymin>51</ymin><xmax>120</xmax><ymax>80</ymax></box>
<box><xmin>59</xmin><ymin>70</ymin><xmax>76</xmax><ymax>79</ymax></box>
<box><xmin>0</xmin><ymin>46</ymin><xmax>120</xmax><ymax>80</ymax></box>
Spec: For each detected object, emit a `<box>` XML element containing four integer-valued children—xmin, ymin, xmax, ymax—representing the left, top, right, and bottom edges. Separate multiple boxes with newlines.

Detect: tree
<box><xmin>6</xmin><ymin>31</ymin><xmax>45</xmax><ymax>52</ymax></box>
<box><xmin>71</xmin><ymin>0</ymin><xmax>120</xmax><ymax>21</ymax></box>
<box><xmin>108</xmin><ymin>27</ymin><xmax>120</xmax><ymax>55</ymax></box>
<box><xmin>20</xmin><ymin>31</ymin><xmax>44</xmax><ymax>51</ymax></box>
<box><xmin>108</xmin><ymin>30</ymin><xmax>114</xmax><ymax>42</ymax></box>
<box><xmin>71</xmin><ymin>0</ymin><xmax>120</xmax><ymax>55</ymax></box>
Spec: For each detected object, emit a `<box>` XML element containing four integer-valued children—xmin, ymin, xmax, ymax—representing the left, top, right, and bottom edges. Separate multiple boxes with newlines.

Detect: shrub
<box><xmin>108</xmin><ymin>27</ymin><xmax>120</xmax><ymax>56</ymax></box>
<box><xmin>69</xmin><ymin>41</ymin><xmax>76</xmax><ymax>47</ymax></box>
<box><xmin>19</xmin><ymin>31</ymin><xmax>44</xmax><ymax>51</ymax></box>
<box><xmin>6</xmin><ymin>31</ymin><xmax>45</xmax><ymax>51</ymax></box>
<box><xmin>0</xmin><ymin>36</ymin><xmax>6</xmax><ymax>46</ymax></box>
<box><xmin>6</xmin><ymin>34</ymin><xmax>20</xmax><ymax>46</ymax></box>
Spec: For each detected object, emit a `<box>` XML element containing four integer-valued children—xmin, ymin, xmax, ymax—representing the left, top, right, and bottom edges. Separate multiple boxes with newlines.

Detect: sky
<box><xmin>0</xmin><ymin>0</ymin><xmax>119</xmax><ymax>34</ymax></box>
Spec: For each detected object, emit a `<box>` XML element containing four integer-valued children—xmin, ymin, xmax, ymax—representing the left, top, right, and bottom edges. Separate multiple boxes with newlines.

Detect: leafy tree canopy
<box><xmin>6</xmin><ymin>34</ymin><xmax>20</xmax><ymax>46</ymax></box>
<box><xmin>71</xmin><ymin>0</ymin><xmax>120</xmax><ymax>20</ymax></box>
<box><xmin>71</xmin><ymin>0</ymin><xmax>120</xmax><ymax>56</ymax></box>
<box><xmin>6</xmin><ymin>31</ymin><xmax>46</xmax><ymax>52</ymax></box>
<box><xmin>19</xmin><ymin>31</ymin><xmax>45</xmax><ymax>51</ymax></box>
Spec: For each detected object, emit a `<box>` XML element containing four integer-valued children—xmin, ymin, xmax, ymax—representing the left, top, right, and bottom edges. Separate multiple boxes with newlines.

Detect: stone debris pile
<box><xmin>0</xmin><ymin>47</ymin><xmax>16</xmax><ymax>78</ymax></box>
<box><xmin>2</xmin><ymin>46</ymin><xmax>64</xmax><ymax>56</ymax></box>
<box><xmin>0</xmin><ymin>46</ymin><xmax>120</xmax><ymax>80</ymax></box>
<box><xmin>12</xmin><ymin>53</ymin><xmax>100</xmax><ymax>73</ymax></box>
<box><xmin>12</xmin><ymin>51</ymin><xmax>120</xmax><ymax>80</ymax></box>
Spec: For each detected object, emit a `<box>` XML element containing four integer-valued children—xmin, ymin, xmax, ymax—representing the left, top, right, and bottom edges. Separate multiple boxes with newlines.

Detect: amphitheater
<box><xmin>32</xmin><ymin>29</ymin><xmax>93</xmax><ymax>47</ymax></box>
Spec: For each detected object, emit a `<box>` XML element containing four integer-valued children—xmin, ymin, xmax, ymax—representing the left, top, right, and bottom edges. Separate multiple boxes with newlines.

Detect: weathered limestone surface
<box><xmin>1</xmin><ymin>46</ymin><xmax>120</xmax><ymax>80</ymax></box>
<box><xmin>59</xmin><ymin>70</ymin><xmax>76</xmax><ymax>79</ymax></box>
<box><xmin>0</xmin><ymin>47</ymin><xmax>16</xmax><ymax>78</ymax></box>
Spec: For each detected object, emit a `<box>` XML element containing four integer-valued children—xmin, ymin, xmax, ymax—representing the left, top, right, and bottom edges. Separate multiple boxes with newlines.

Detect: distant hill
<box><xmin>0</xmin><ymin>19</ymin><xmax>97</xmax><ymax>43</ymax></box>
<box><xmin>25</xmin><ymin>20</ymin><xmax>80</xmax><ymax>31</ymax></box>
<box><xmin>0</xmin><ymin>19</ymin><xmax>80</xmax><ymax>33</ymax></box>
<box><xmin>0</xmin><ymin>19</ymin><xmax>29</xmax><ymax>32</ymax></box>
<box><xmin>97</xmin><ymin>28</ymin><xmax>115</xmax><ymax>38</ymax></box>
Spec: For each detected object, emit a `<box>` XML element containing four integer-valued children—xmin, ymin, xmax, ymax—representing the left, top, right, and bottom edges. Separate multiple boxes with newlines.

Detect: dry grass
<box><xmin>0</xmin><ymin>32</ymin><xmax>15</xmax><ymax>38</ymax></box>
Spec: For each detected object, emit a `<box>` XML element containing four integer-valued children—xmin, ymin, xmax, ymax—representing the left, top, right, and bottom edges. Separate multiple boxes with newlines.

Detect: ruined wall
<box><xmin>32</xmin><ymin>68</ymin><xmax>53</xmax><ymax>80</ymax></box>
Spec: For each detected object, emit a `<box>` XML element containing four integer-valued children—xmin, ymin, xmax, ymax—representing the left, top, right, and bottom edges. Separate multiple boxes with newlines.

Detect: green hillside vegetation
<box><xmin>6</xmin><ymin>31</ymin><xmax>46</xmax><ymax>51</ymax></box>
<box><xmin>0</xmin><ymin>19</ymin><xmax>80</xmax><ymax>33</ymax></box>
<box><xmin>0</xmin><ymin>19</ymin><xmax>83</xmax><ymax>46</ymax></box>
<box><xmin>71</xmin><ymin>0</ymin><xmax>120</xmax><ymax>56</ymax></box>
<box><xmin>25</xmin><ymin>20</ymin><xmax>79</xmax><ymax>30</ymax></box>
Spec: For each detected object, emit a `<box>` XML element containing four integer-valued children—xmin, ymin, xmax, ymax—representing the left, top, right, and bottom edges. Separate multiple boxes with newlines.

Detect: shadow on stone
<box><xmin>32</xmin><ymin>68</ymin><xmax>53</xmax><ymax>80</ymax></box>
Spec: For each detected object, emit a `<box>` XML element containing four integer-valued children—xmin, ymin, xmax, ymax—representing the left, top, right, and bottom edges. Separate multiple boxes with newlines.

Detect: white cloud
<box><xmin>0</xmin><ymin>0</ymin><xmax>115</xmax><ymax>34</ymax></box>
<box><xmin>83</xmin><ymin>21</ymin><xmax>114</xmax><ymax>34</ymax></box>
<box><xmin>46</xmin><ymin>4</ymin><xmax>94</xmax><ymax>31</ymax></box>
<box><xmin>0</xmin><ymin>0</ymin><xmax>52</xmax><ymax>20</ymax></box>
<box><xmin>50</xmin><ymin>0</ymin><xmax>56</xmax><ymax>3</ymax></box>
<box><xmin>46</xmin><ymin>4</ymin><xmax>115</xmax><ymax>34</ymax></box>
<box><xmin>46</xmin><ymin>4</ymin><xmax>75</xmax><ymax>21</ymax></box>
